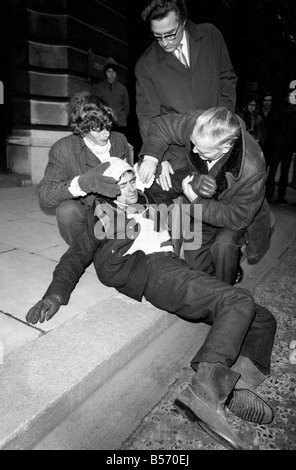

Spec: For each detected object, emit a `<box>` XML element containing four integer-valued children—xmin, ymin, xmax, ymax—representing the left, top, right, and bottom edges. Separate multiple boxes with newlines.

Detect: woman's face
<box><xmin>87</xmin><ymin>128</ymin><xmax>111</xmax><ymax>146</ymax></box>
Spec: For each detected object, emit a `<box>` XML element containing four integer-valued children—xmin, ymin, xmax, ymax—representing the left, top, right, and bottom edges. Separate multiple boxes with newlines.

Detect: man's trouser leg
<box><xmin>143</xmin><ymin>254</ymin><xmax>275</xmax><ymax>447</ymax></box>
<box><xmin>144</xmin><ymin>254</ymin><xmax>256</xmax><ymax>366</ymax></box>
<box><xmin>277</xmin><ymin>150</ymin><xmax>294</xmax><ymax>202</ymax></box>
<box><xmin>56</xmin><ymin>200</ymin><xmax>87</xmax><ymax>245</ymax></box>
<box><xmin>184</xmin><ymin>224</ymin><xmax>244</xmax><ymax>285</ymax></box>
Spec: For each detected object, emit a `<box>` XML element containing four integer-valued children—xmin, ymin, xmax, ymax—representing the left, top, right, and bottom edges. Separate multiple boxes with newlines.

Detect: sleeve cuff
<box><xmin>69</xmin><ymin>176</ymin><xmax>87</xmax><ymax>197</ymax></box>
<box><xmin>143</xmin><ymin>155</ymin><xmax>158</xmax><ymax>164</ymax></box>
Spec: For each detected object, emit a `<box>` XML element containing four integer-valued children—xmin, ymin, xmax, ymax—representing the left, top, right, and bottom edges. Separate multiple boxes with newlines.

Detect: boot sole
<box><xmin>226</xmin><ymin>388</ymin><xmax>274</xmax><ymax>424</ymax></box>
<box><xmin>174</xmin><ymin>387</ymin><xmax>247</xmax><ymax>450</ymax></box>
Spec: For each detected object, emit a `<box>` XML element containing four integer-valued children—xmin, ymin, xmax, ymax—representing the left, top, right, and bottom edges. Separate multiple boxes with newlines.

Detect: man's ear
<box><xmin>221</xmin><ymin>142</ymin><xmax>232</xmax><ymax>154</ymax></box>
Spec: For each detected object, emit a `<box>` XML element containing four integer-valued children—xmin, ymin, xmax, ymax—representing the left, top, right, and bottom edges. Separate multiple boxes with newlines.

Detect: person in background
<box><xmin>265</xmin><ymin>88</ymin><xmax>296</xmax><ymax>204</ymax></box>
<box><xmin>135</xmin><ymin>0</ymin><xmax>237</xmax><ymax>186</ymax></box>
<box><xmin>92</xmin><ymin>58</ymin><xmax>130</xmax><ymax>139</ymax></box>
<box><xmin>26</xmin><ymin>157</ymin><xmax>276</xmax><ymax>451</ymax></box>
<box><xmin>258</xmin><ymin>92</ymin><xmax>276</xmax><ymax>168</ymax></box>
<box><xmin>37</xmin><ymin>92</ymin><xmax>130</xmax><ymax>245</ymax></box>
<box><xmin>241</xmin><ymin>97</ymin><xmax>265</xmax><ymax>149</ymax></box>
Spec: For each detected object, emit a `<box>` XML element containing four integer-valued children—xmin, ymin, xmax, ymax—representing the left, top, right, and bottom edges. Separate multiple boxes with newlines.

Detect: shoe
<box><xmin>226</xmin><ymin>388</ymin><xmax>274</xmax><ymax>424</ymax></box>
<box><xmin>235</xmin><ymin>265</ymin><xmax>244</xmax><ymax>284</ymax></box>
<box><xmin>174</xmin><ymin>363</ymin><xmax>247</xmax><ymax>450</ymax></box>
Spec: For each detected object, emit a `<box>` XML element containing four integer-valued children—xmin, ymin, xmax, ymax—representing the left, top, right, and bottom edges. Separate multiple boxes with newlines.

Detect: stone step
<box><xmin>0</xmin><ymin>294</ymin><xmax>176</xmax><ymax>450</ymax></box>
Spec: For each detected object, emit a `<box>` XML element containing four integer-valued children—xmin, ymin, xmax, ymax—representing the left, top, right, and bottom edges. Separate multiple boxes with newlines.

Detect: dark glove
<box><xmin>26</xmin><ymin>294</ymin><xmax>63</xmax><ymax>325</ymax></box>
<box><xmin>78</xmin><ymin>161</ymin><xmax>121</xmax><ymax>198</ymax></box>
<box><xmin>190</xmin><ymin>173</ymin><xmax>217</xmax><ymax>198</ymax></box>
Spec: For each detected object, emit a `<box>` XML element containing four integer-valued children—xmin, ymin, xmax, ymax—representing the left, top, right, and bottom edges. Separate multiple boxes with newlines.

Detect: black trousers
<box><xmin>144</xmin><ymin>253</ymin><xmax>276</xmax><ymax>375</ymax></box>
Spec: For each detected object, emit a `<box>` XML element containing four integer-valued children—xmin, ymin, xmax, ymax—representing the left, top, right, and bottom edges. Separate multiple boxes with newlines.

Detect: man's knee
<box><xmin>56</xmin><ymin>200</ymin><xmax>86</xmax><ymax>225</ymax></box>
<box><xmin>214</xmin><ymin>228</ymin><xmax>244</xmax><ymax>247</ymax></box>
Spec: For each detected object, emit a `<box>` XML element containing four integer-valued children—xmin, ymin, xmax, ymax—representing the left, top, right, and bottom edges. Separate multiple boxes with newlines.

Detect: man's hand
<box><xmin>157</xmin><ymin>161</ymin><xmax>175</xmax><ymax>191</ymax></box>
<box><xmin>138</xmin><ymin>159</ymin><xmax>157</xmax><ymax>184</ymax></box>
<box><xmin>26</xmin><ymin>294</ymin><xmax>63</xmax><ymax>324</ymax></box>
<box><xmin>78</xmin><ymin>161</ymin><xmax>121</xmax><ymax>198</ymax></box>
<box><xmin>182</xmin><ymin>173</ymin><xmax>217</xmax><ymax>202</ymax></box>
<box><xmin>182</xmin><ymin>175</ymin><xmax>198</xmax><ymax>202</ymax></box>
<box><xmin>190</xmin><ymin>173</ymin><xmax>217</xmax><ymax>198</ymax></box>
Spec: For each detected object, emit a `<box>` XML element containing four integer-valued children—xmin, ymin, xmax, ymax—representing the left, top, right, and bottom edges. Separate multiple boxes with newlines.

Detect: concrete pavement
<box><xmin>0</xmin><ymin>180</ymin><xmax>296</xmax><ymax>450</ymax></box>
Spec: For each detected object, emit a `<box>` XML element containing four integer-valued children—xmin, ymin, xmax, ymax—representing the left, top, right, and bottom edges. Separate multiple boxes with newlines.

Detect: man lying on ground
<box><xmin>26</xmin><ymin>158</ymin><xmax>276</xmax><ymax>450</ymax></box>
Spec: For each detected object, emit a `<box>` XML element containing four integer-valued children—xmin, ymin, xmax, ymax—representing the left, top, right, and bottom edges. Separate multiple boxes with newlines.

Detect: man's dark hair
<box><xmin>141</xmin><ymin>0</ymin><xmax>188</xmax><ymax>24</ymax></box>
<box><xmin>68</xmin><ymin>93</ymin><xmax>117</xmax><ymax>137</ymax></box>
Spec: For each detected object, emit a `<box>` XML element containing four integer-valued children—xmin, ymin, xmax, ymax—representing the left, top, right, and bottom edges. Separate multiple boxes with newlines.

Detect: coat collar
<box><xmin>189</xmin><ymin>132</ymin><xmax>244</xmax><ymax>199</ymax></box>
<box><xmin>153</xmin><ymin>20</ymin><xmax>205</xmax><ymax>72</ymax></box>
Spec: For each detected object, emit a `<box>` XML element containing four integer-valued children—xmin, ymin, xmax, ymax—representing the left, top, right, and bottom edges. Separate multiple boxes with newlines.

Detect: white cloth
<box><xmin>69</xmin><ymin>176</ymin><xmax>87</xmax><ymax>197</ymax></box>
<box><xmin>103</xmin><ymin>157</ymin><xmax>133</xmax><ymax>181</ymax></box>
<box><xmin>134</xmin><ymin>162</ymin><xmax>155</xmax><ymax>191</ymax></box>
<box><xmin>123</xmin><ymin>210</ymin><xmax>173</xmax><ymax>256</ymax></box>
<box><xmin>83</xmin><ymin>136</ymin><xmax>111</xmax><ymax>162</ymax></box>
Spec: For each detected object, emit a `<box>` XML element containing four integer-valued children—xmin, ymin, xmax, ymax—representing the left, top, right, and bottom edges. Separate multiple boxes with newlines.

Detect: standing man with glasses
<box><xmin>135</xmin><ymin>0</ymin><xmax>238</xmax><ymax>189</ymax></box>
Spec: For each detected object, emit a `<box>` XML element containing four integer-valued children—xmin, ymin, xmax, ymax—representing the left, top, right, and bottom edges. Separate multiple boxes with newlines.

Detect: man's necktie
<box><xmin>176</xmin><ymin>44</ymin><xmax>188</xmax><ymax>68</ymax></box>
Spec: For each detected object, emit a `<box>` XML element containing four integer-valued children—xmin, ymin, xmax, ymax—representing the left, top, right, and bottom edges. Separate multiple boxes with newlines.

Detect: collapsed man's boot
<box><xmin>174</xmin><ymin>362</ymin><xmax>247</xmax><ymax>450</ymax></box>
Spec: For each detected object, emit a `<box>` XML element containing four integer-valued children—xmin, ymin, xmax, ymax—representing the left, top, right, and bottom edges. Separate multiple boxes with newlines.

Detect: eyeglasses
<box><xmin>153</xmin><ymin>23</ymin><xmax>181</xmax><ymax>43</ymax></box>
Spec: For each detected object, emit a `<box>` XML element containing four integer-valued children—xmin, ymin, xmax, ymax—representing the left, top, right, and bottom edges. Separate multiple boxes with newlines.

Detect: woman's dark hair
<box><xmin>142</xmin><ymin>0</ymin><xmax>188</xmax><ymax>24</ymax></box>
<box><xmin>68</xmin><ymin>92</ymin><xmax>117</xmax><ymax>137</ymax></box>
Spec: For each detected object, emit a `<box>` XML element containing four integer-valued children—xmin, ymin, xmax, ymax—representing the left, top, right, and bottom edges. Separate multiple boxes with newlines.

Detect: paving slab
<box><xmin>0</xmin><ymin>218</ymin><xmax>63</xmax><ymax>253</ymax></box>
<box><xmin>0</xmin><ymin>197</ymin><xmax>41</xmax><ymax>215</ymax></box>
<box><xmin>0</xmin><ymin>314</ymin><xmax>42</xmax><ymax>357</ymax></box>
<box><xmin>0</xmin><ymin>186</ymin><xmax>37</xmax><ymax>200</ymax></box>
<box><xmin>23</xmin><ymin>210</ymin><xmax>58</xmax><ymax>225</ymax></box>
<box><xmin>0</xmin><ymin>241</ymin><xmax>16</xmax><ymax>253</ymax></box>
<box><xmin>0</xmin><ymin>249</ymin><xmax>115</xmax><ymax>333</ymax></box>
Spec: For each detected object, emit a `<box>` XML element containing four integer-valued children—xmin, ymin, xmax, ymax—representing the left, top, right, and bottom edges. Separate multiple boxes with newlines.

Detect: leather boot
<box><xmin>174</xmin><ymin>362</ymin><xmax>247</xmax><ymax>450</ymax></box>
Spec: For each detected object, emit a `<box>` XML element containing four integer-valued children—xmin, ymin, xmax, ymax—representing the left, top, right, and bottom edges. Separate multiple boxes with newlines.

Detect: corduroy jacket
<box><xmin>38</xmin><ymin>132</ymin><xmax>130</xmax><ymax>208</ymax></box>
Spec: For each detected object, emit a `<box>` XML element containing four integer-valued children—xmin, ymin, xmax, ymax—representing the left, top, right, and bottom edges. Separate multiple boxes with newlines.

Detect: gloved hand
<box><xmin>78</xmin><ymin>161</ymin><xmax>121</xmax><ymax>198</ymax></box>
<box><xmin>26</xmin><ymin>294</ymin><xmax>63</xmax><ymax>324</ymax></box>
<box><xmin>190</xmin><ymin>173</ymin><xmax>217</xmax><ymax>198</ymax></box>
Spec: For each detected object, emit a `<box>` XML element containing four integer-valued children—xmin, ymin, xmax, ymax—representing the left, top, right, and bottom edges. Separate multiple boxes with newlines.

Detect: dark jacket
<box><xmin>44</xmin><ymin>194</ymin><xmax>151</xmax><ymax>304</ymax></box>
<box><xmin>92</xmin><ymin>80</ymin><xmax>130</xmax><ymax>127</ymax></box>
<box><xmin>139</xmin><ymin>110</ymin><xmax>271</xmax><ymax>263</ymax></box>
<box><xmin>135</xmin><ymin>21</ymin><xmax>237</xmax><ymax>170</ymax></box>
<box><xmin>38</xmin><ymin>132</ymin><xmax>130</xmax><ymax>207</ymax></box>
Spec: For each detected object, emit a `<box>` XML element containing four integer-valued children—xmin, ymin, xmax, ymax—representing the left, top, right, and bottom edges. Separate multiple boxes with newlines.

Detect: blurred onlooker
<box><xmin>265</xmin><ymin>89</ymin><xmax>296</xmax><ymax>204</ymax></box>
<box><xmin>92</xmin><ymin>58</ymin><xmax>130</xmax><ymax>139</ymax></box>
<box><xmin>241</xmin><ymin>97</ymin><xmax>265</xmax><ymax>149</ymax></box>
<box><xmin>259</xmin><ymin>92</ymin><xmax>276</xmax><ymax>168</ymax></box>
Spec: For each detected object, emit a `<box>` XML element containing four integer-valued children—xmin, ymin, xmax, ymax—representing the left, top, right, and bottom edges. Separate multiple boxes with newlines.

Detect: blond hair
<box><xmin>193</xmin><ymin>107</ymin><xmax>240</xmax><ymax>148</ymax></box>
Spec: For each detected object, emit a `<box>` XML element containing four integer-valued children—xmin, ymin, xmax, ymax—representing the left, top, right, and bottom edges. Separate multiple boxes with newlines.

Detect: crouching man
<box><xmin>26</xmin><ymin>158</ymin><xmax>276</xmax><ymax>450</ymax></box>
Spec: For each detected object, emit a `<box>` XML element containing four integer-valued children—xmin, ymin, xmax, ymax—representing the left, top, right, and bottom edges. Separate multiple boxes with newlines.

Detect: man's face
<box><xmin>263</xmin><ymin>96</ymin><xmax>272</xmax><ymax>110</ymax></box>
<box><xmin>88</xmin><ymin>129</ymin><xmax>111</xmax><ymax>146</ymax></box>
<box><xmin>247</xmin><ymin>101</ymin><xmax>257</xmax><ymax>114</ymax></box>
<box><xmin>151</xmin><ymin>11</ymin><xmax>184</xmax><ymax>53</ymax></box>
<box><xmin>117</xmin><ymin>171</ymin><xmax>138</xmax><ymax>205</ymax></box>
<box><xmin>106</xmin><ymin>68</ymin><xmax>117</xmax><ymax>83</ymax></box>
<box><xmin>191</xmin><ymin>129</ymin><xmax>230</xmax><ymax>162</ymax></box>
